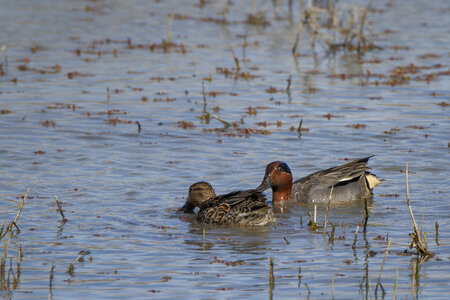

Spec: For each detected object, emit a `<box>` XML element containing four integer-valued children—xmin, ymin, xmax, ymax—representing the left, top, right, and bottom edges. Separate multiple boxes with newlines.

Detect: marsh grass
<box><xmin>292</xmin><ymin>1</ymin><xmax>378</xmax><ymax>55</ymax></box>
<box><xmin>405</xmin><ymin>163</ymin><xmax>432</xmax><ymax>259</ymax></box>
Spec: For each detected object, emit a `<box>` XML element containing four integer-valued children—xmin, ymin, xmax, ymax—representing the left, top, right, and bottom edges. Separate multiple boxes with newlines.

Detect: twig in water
<box><xmin>375</xmin><ymin>238</ymin><xmax>391</xmax><ymax>297</ymax></box>
<box><xmin>1</xmin><ymin>189</ymin><xmax>29</xmax><ymax>240</ymax></box>
<box><xmin>435</xmin><ymin>221</ymin><xmax>439</xmax><ymax>246</ymax></box>
<box><xmin>135</xmin><ymin>121</ymin><xmax>141</xmax><ymax>133</ymax></box>
<box><xmin>242</xmin><ymin>30</ymin><xmax>248</xmax><ymax>63</ymax></box>
<box><xmin>304</xmin><ymin>282</ymin><xmax>310</xmax><ymax>297</ymax></box>
<box><xmin>307</xmin><ymin>212</ymin><xmax>317</xmax><ymax>230</ymax></box>
<box><xmin>314</xmin><ymin>205</ymin><xmax>317</xmax><ymax>223</ymax></box>
<box><xmin>283</xmin><ymin>237</ymin><xmax>290</xmax><ymax>245</ymax></box>
<box><xmin>49</xmin><ymin>263</ymin><xmax>55</xmax><ymax>300</ymax></box>
<box><xmin>297</xmin><ymin>119</ymin><xmax>303</xmax><ymax>138</ymax></box>
<box><xmin>328</xmin><ymin>224</ymin><xmax>335</xmax><ymax>244</ymax></box>
<box><xmin>106</xmin><ymin>87</ymin><xmax>110</xmax><ymax>104</ymax></box>
<box><xmin>210</xmin><ymin>114</ymin><xmax>231</xmax><ymax>129</ymax></box>
<box><xmin>405</xmin><ymin>163</ymin><xmax>431</xmax><ymax>257</ymax></box>
<box><xmin>231</xmin><ymin>48</ymin><xmax>240</xmax><ymax>73</ymax></box>
<box><xmin>0</xmin><ymin>222</ymin><xmax>6</xmax><ymax>240</ymax></box>
<box><xmin>393</xmin><ymin>268</ymin><xmax>398</xmax><ymax>300</ymax></box>
<box><xmin>201</xmin><ymin>82</ymin><xmax>207</xmax><ymax>113</ymax></box>
<box><xmin>167</xmin><ymin>14</ymin><xmax>174</xmax><ymax>44</ymax></box>
<box><xmin>298</xmin><ymin>267</ymin><xmax>302</xmax><ymax>288</ymax></box>
<box><xmin>286</xmin><ymin>75</ymin><xmax>292</xmax><ymax>103</ymax></box>
<box><xmin>54</xmin><ymin>195</ymin><xmax>67</xmax><ymax>223</ymax></box>
<box><xmin>240</xmin><ymin>114</ymin><xmax>247</xmax><ymax>124</ymax></box>
<box><xmin>12</xmin><ymin>189</ymin><xmax>28</xmax><ymax>233</ymax></box>
<box><xmin>67</xmin><ymin>251</ymin><xmax>90</xmax><ymax>276</ymax></box>
<box><xmin>286</xmin><ymin>75</ymin><xmax>292</xmax><ymax>93</ymax></box>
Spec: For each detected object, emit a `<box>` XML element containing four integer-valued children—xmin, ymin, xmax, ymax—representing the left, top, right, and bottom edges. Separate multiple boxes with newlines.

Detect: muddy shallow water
<box><xmin>0</xmin><ymin>0</ymin><xmax>449</xmax><ymax>298</ymax></box>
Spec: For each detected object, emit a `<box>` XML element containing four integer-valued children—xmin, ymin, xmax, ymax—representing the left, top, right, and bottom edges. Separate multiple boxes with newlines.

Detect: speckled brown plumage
<box><xmin>179</xmin><ymin>181</ymin><xmax>276</xmax><ymax>226</ymax></box>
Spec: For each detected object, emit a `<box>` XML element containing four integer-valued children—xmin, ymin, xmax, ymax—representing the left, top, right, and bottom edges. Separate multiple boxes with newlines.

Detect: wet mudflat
<box><xmin>0</xmin><ymin>0</ymin><xmax>449</xmax><ymax>298</ymax></box>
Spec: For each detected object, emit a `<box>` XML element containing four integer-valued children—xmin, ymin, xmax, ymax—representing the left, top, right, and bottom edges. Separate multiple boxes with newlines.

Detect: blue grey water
<box><xmin>0</xmin><ymin>0</ymin><xmax>449</xmax><ymax>298</ymax></box>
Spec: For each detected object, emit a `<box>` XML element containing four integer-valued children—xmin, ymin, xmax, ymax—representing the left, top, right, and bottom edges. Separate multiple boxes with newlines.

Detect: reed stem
<box><xmin>54</xmin><ymin>195</ymin><xmax>67</xmax><ymax>222</ymax></box>
<box><xmin>375</xmin><ymin>238</ymin><xmax>391</xmax><ymax>297</ymax></box>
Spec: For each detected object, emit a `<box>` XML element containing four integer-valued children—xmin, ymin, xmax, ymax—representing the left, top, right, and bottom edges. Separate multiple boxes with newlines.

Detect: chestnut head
<box><xmin>257</xmin><ymin>161</ymin><xmax>293</xmax><ymax>202</ymax></box>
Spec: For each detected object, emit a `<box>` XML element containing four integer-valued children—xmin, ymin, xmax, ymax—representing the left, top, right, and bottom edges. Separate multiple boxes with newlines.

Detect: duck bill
<box><xmin>178</xmin><ymin>201</ymin><xmax>195</xmax><ymax>213</ymax></box>
<box><xmin>256</xmin><ymin>174</ymin><xmax>271</xmax><ymax>192</ymax></box>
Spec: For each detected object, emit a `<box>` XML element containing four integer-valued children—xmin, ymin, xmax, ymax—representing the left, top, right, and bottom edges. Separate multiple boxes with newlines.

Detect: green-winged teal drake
<box><xmin>257</xmin><ymin>156</ymin><xmax>382</xmax><ymax>204</ymax></box>
<box><xmin>179</xmin><ymin>181</ymin><xmax>276</xmax><ymax>226</ymax></box>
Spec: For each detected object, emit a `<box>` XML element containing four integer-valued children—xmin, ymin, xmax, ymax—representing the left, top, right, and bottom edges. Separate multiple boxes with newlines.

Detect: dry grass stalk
<box><xmin>135</xmin><ymin>121</ymin><xmax>141</xmax><ymax>133</ymax></box>
<box><xmin>286</xmin><ymin>75</ymin><xmax>291</xmax><ymax>94</ymax></box>
<box><xmin>435</xmin><ymin>221</ymin><xmax>439</xmax><ymax>246</ymax></box>
<box><xmin>393</xmin><ymin>267</ymin><xmax>398</xmax><ymax>300</ymax></box>
<box><xmin>211</xmin><ymin>114</ymin><xmax>231</xmax><ymax>129</ymax></box>
<box><xmin>67</xmin><ymin>251</ymin><xmax>90</xmax><ymax>276</ymax></box>
<box><xmin>54</xmin><ymin>195</ymin><xmax>67</xmax><ymax>223</ymax></box>
<box><xmin>13</xmin><ymin>189</ymin><xmax>28</xmax><ymax>227</ymax></box>
<box><xmin>405</xmin><ymin>163</ymin><xmax>431</xmax><ymax>257</ymax></box>
<box><xmin>297</xmin><ymin>119</ymin><xmax>303</xmax><ymax>138</ymax></box>
<box><xmin>375</xmin><ymin>238</ymin><xmax>391</xmax><ymax>297</ymax></box>
<box><xmin>323</xmin><ymin>185</ymin><xmax>334</xmax><ymax>231</ymax></box>
<box><xmin>201</xmin><ymin>82</ymin><xmax>207</xmax><ymax>113</ymax></box>
<box><xmin>314</xmin><ymin>205</ymin><xmax>317</xmax><ymax>223</ymax></box>
<box><xmin>1</xmin><ymin>190</ymin><xmax>28</xmax><ymax>240</ymax></box>
<box><xmin>304</xmin><ymin>282</ymin><xmax>311</xmax><ymax>297</ymax></box>
<box><xmin>167</xmin><ymin>14</ymin><xmax>173</xmax><ymax>44</ymax></box>
<box><xmin>231</xmin><ymin>48</ymin><xmax>240</xmax><ymax>73</ymax></box>
<box><xmin>0</xmin><ymin>222</ymin><xmax>6</xmax><ymax>241</ymax></box>
<box><xmin>49</xmin><ymin>263</ymin><xmax>55</xmax><ymax>299</ymax></box>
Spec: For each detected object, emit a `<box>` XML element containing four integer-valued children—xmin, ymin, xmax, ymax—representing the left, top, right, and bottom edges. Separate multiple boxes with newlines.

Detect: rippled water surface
<box><xmin>0</xmin><ymin>0</ymin><xmax>449</xmax><ymax>298</ymax></box>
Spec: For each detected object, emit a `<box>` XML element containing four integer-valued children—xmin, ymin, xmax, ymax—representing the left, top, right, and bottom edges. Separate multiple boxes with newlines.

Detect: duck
<box><xmin>178</xmin><ymin>181</ymin><xmax>276</xmax><ymax>226</ymax></box>
<box><xmin>257</xmin><ymin>156</ymin><xmax>382</xmax><ymax>204</ymax></box>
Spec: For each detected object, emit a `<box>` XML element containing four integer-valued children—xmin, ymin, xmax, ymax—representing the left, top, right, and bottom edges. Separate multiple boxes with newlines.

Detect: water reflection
<box><xmin>184</xmin><ymin>222</ymin><xmax>274</xmax><ymax>254</ymax></box>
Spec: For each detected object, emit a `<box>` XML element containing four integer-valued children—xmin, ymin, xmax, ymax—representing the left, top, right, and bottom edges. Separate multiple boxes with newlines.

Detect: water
<box><xmin>0</xmin><ymin>0</ymin><xmax>449</xmax><ymax>298</ymax></box>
